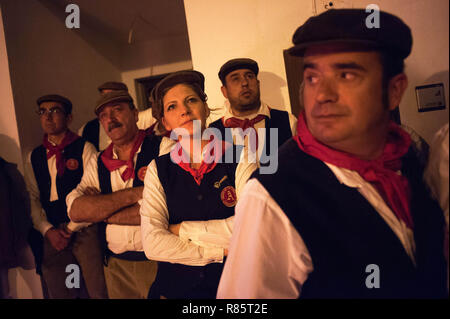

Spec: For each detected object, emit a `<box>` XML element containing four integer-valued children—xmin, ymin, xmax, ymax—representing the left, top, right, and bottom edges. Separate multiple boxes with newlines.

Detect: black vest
<box><xmin>255</xmin><ymin>138</ymin><xmax>447</xmax><ymax>299</ymax></box>
<box><xmin>97</xmin><ymin>134</ymin><xmax>161</xmax><ymax>262</ymax></box>
<box><xmin>208</xmin><ymin>108</ymin><xmax>292</xmax><ymax>164</ymax></box>
<box><xmin>148</xmin><ymin>146</ymin><xmax>239</xmax><ymax>299</ymax></box>
<box><xmin>82</xmin><ymin>118</ymin><xmax>100</xmax><ymax>151</ymax></box>
<box><xmin>31</xmin><ymin>138</ymin><xmax>85</xmax><ymax>227</ymax></box>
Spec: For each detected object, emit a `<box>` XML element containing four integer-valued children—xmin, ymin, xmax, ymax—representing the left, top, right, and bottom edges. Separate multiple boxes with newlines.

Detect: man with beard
<box><xmin>217</xmin><ymin>9</ymin><xmax>447</xmax><ymax>298</ymax></box>
<box><xmin>66</xmin><ymin>91</ymin><xmax>171</xmax><ymax>298</ymax></box>
<box><xmin>209</xmin><ymin>58</ymin><xmax>297</xmax><ymax>165</ymax></box>
<box><xmin>25</xmin><ymin>94</ymin><xmax>107</xmax><ymax>298</ymax></box>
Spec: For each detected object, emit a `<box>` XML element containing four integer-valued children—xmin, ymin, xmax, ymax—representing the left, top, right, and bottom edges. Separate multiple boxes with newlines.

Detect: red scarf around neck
<box><xmin>294</xmin><ymin>112</ymin><xmax>414</xmax><ymax>229</ymax></box>
<box><xmin>100</xmin><ymin>130</ymin><xmax>147</xmax><ymax>182</ymax></box>
<box><xmin>224</xmin><ymin>114</ymin><xmax>266</xmax><ymax>131</ymax></box>
<box><xmin>171</xmin><ymin>137</ymin><xmax>231</xmax><ymax>186</ymax></box>
<box><xmin>43</xmin><ymin>130</ymin><xmax>80</xmax><ymax>176</ymax></box>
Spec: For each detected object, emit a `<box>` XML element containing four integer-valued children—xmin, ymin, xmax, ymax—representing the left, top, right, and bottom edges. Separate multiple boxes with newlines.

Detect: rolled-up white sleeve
<box><xmin>140</xmin><ymin>159</ymin><xmax>225</xmax><ymax>265</ymax></box>
<box><xmin>217</xmin><ymin>178</ymin><xmax>313</xmax><ymax>299</ymax></box>
<box><xmin>65</xmin><ymin>146</ymin><xmax>100</xmax><ymax>231</ymax></box>
<box><xmin>178</xmin><ymin>152</ymin><xmax>258</xmax><ymax>248</ymax></box>
<box><xmin>24</xmin><ymin>152</ymin><xmax>53</xmax><ymax>236</ymax></box>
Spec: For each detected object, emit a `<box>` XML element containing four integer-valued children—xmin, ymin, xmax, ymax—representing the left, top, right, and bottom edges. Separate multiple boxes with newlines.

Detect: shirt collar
<box><xmin>222</xmin><ymin>100</ymin><xmax>271</xmax><ymax>121</ymax></box>
<box><xmin>324</xmin><ymin>162</ymin><xmax>364</xmax><ymax>188</ymax></box>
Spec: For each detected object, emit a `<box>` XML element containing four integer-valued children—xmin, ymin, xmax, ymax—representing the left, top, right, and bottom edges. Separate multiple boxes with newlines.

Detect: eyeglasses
<box><xmin>36</xmin><ymin>107</ymin><xmax>65</xmax><ymax>117</ymax></box>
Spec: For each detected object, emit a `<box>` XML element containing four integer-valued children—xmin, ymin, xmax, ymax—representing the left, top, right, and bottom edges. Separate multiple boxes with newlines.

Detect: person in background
<box><xmin>79</xmin><ymin>81</ymin><xmax>157</xmax><ymax>151</ymax></box>
<box><xmin>67</xmin><ymin>91</ymin><xmax>171</xmax><ymax>298</ymax></box>
<box><xmin>25</xmin><ymin>94</ymin><xmax>107</xmax><ymax>298</ymax></box>
<box><xmin>425</xmin><ymin>123</ymin><xmax>449</xmax><ymax>289</ymax></box>
<box><xmin>0</xmin><ymin>156</ymin><xmax>32</xmax><ymax>299</ymax></box>
<box><xmin>209</xmin><ymin>58</ymin><xmax>297</xmax><ymax>166</ymax></box>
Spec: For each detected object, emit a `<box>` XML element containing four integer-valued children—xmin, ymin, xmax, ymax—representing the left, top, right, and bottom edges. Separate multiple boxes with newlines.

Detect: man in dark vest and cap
<box><xmin>209</xmin><ymin>58</ymin><xmax>297</xmax><ymax>170</ymax></box>
<box><xmin>66</xmin><ymin>91</ymin><xmax>172</xmax><ymax>298</ymax></box>
<box><xmin>24</xmin><ymin>94</ymin><xmax>107</xmax><ymax>298</ymax></box>
<box><xmin>218</xmin><ymin>9</ymin><xmax>447</xmax><ymax>298</ymax></box>
<box><xmin>79</xmin><ymin>82</ymin><xmax>157</xmax><ymax>151</ymax></box>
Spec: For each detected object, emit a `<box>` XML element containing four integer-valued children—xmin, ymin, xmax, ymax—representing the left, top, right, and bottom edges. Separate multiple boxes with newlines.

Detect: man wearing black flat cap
<box><xmin>209</xmin><ymin>58</ymin><xmax>297</xmax><ymax>165</ymax></box>
<box><xmin>218</xmin><ymin>9</ymin><xmax>447</xmax><ymax>298</ymax></box>
<box><xmin>66</xmin><ymin>90</ymin><xmax>172</xmax><ymax>298</ymax></box>
<box><xmin>24</xmin><ymin>94</ymin><xmax>107</xmax><ymax>298</ymax></box>
<box><xmin>79</xmin><ymin>81</ymin><xmax>157</xmax><ymax>151</ymax></box>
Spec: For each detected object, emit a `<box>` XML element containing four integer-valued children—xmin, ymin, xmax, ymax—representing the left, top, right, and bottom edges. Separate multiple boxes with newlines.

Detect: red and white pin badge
<box><xmin>220</xmin><ymin>186</ymin><xmax>237</xmax><ymax>207</ymax></box>
<box><xmin>66</xmin><ymin>158</ymin><xmax>79</xmax><ymax>170</ymax></box>
<box><xmin>138</xmin><ymin>166</ymin><xmax>148</xmax><ymax>182</ymax></box>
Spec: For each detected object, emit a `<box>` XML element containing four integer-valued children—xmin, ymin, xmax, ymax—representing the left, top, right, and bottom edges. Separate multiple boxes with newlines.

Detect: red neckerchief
<box><xmin>171</xmin><ymin>137</ymin><xmax>231</xmax><ymax>186</ymax></box>
<box><xmin>43</xmin><ymin>130</ymin><xmax>80</xmax><ymax>176</ymax></box>
<box><xmin>223</xmin><ymin>114</ymin><xmax>266</xmax><ymax>131</ymax></box>
<box><xmin>223</xmin><ymin>114</ymin><xmax>266</xmax><ymax>152</ymax></box>
<box><xmin>100</xmin><ymin>130</ymin><xmax>147</xmax><ymax>182</ymax></box>
<box><xmin>294</xmin><ymin>112</ymin><xmax>414</xmax><ymax>229</ymax></box>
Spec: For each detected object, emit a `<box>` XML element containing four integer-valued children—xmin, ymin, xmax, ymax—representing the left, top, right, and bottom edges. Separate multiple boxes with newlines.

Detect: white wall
<box><xmin>119</xmin><ymin>34</ymin><xmax>192</xmax><ymax>108</ymax></box>
<box><xmin>352</xmin><ymin>0</ymin><xmax>449</xmax><ymax>143</ymax></box>
<box><xmin>184</xmin><ymin>0</ymin><xmax>312</xmax><ymax>121</ymax></box>
<box><xmin>184</xmin><ymin>0</ymin><xmax>449</xmax><ymax>142</ymax></box>
<box><xmin>121</xmin><ymin>60</ymin><xmax>193</xmax><ymax>109</ymax></box>
<box><xmin>1</xmin><ymin>0</ymin><xmax>122</xmax><ymax>158</ymax></box>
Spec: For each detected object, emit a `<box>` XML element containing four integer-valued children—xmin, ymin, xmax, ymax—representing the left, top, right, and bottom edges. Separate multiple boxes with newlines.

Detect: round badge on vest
<box><xmin>138</xmin><ymin>166</ymin><xmax>148</xmax><ymax>182</ymax></box>
<box><xmin>66</xmin><ymin>158</ymin><xmax>79</xmax><ymax>170</ymax></box>
<box><xmin>220</xmin><ymin>186</ymin><xmax>237</xmax><ymax>207</ymax></box>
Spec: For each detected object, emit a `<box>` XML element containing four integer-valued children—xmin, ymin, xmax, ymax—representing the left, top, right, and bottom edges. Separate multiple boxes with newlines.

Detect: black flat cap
<box><xmin>97</xmin><ymin>81</ymin><xmax>128</xmax><ymax>92</ymax></box>
<box><xmin>218</xmin><ymin>58</ymin><xmax>259</xmax><ymax>84</ymax></box>
<box><xmin>150</xmin><ymin>70</ymin><xmax>205</xmax><ymax>124</ymax></box>
<box><xmin>288</xmin><ymin>9</ymin><xmax>412</xmax><ymax>59</ymax></box>
<box><xmin>95</xmin><ymin>90</ymin><xmax>133</xmax><ymax>115</ymax></box>
<box><xmin>37</xmin><ymin>94</ymin><xmax>72</xmax><ymax>114</ymax></box>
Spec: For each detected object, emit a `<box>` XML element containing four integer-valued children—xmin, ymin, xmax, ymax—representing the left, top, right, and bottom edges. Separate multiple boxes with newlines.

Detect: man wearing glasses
<box><xmin>24</xmin><ymin>94</ymin><xmax>107</xmax><ymax>298</ymax></box>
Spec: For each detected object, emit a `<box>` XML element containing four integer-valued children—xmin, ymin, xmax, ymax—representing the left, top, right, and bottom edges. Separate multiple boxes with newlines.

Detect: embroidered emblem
<box><xmin>220</xmin><ymin>185</ymin><xmax>237</xmax><ymax>207</ymax></box>
<box><xmin>214</xmin><ymin>175</ymin><xmax>228</xmax><ymax>188</ymax></box>
<box><xmin>66</xmin><ymin>158</ymin><xmax>79</xmax><ymax>170</ymax></box>
<box><xmin>138</xmin><ymin>166</ymin><xmax>148</xmax><ymax>182</ymax></box>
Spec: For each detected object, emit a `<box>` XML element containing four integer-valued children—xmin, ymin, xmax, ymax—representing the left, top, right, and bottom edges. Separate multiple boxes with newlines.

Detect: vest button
<box><xmin>197</xmin><ymin>194</ymin><xmax>203</xmax><ymax>201</ymax></box>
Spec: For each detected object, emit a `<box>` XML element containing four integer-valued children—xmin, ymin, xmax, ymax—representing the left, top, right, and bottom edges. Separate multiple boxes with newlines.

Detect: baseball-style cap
<box><xmin>218</xmin><ymin>58</ymin><xmax>259</xmax><ymax>84</ymax></box>
<box><xmin>288</xmin><ymin>9</ymin><xmax>412</xmax><ymax>59</ymax></box>
<box><xmin>97</xmin><ymin>81</ymin><xmax>128</xmax><ymax>93</ymax></box>
<box><xmin>95</xmin><ymin>90</ymin><xmax>133</xmax><ymax>115</ymax></box>
<box><xmin>36</xmin><ymin>94</ymin><xmax>73</xmax><ymax>114</ymax></box>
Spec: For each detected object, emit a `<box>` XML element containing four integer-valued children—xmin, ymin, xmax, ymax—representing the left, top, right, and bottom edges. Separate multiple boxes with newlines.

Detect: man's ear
<box><xmin>388</xmin><ymin>73</ymin><xmax>408</xmax><ymax>111</ymax></box>
<box><xmin>134</xmin><ymin>108</ymin><xmax>139</xmax><ymax>122</ymax></box>
<box><xmin>221</xmin><ymin>85</ymin><xmax>228</xmax><ymax>99</ymax></box>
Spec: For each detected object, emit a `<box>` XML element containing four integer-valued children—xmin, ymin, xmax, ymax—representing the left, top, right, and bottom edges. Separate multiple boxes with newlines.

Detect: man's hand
<box><xmin>83</xmin><ymin>187</ymin><xmax>100</xmax><ymax>196</ymax></box>
<box><xmin>169</xmin><ymin>223</ymin><xmax>181</xmax><ymax>236</ymax></box>
<box><xmin>45</xmin><ymin>227</ymin><xmax>70</xmax><ymax>251</ymax></box>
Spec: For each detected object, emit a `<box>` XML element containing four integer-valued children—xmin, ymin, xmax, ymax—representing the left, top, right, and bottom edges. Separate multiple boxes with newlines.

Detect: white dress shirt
<box><xmin>140</xmin><ymin>142</ymin><xmax>258</xmax><ymax>266</ymax></box>
<box><xmin>217</xmin><ymin>162</ymin><xmax>417</xmax><ymax>299</ymax></box>
<box><xmin>24</xmin><ymin>139</ymin><xmax>97</xmax><ymax>236</ymax></box>
<box><xmin>65</xmin><ymin>137</ymin><xmax>174</xmax><ymax>254</ymax></box>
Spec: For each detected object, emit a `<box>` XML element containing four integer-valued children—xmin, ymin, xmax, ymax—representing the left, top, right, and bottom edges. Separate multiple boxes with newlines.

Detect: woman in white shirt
<box><xmin>140</xmin><ymin>70</ymin><xmax>256</xmax><ymax>298</ymax></box>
